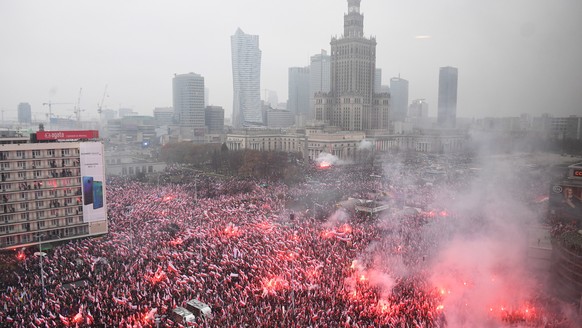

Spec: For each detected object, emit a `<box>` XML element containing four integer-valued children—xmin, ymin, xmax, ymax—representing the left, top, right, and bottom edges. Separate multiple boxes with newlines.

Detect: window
<box><xmin>21</xmin><ymin>213</ymin><xmax>28</xmax><ymax>220</ymax></box>
<box><xmin>67</xmin><ymin>217</ymin><xmax>73</xmax><ymax>224</ymax></box>
<box><xmin>1</xmin><ymin>162</ymin><xmax>9</xmax><ymax>169</ymax></box>
<box><xmin>47</xmin><ymin>149</ymin><xmax>55</xmax><ymax>156</ymax></box>
<box><xmin>38</xmin><ymin>221</ymin><xmax>45</xmax><ymax>228</ymax></box>
<box><xmin>17</xmin><ymin>161</ymin><xmax>26</xmax><ymax>169</ymax></box>
<box><xmin>52</xmin><ymin>219</ymin><xmax>59</xmax><ymax>226</ymax></box>
<box><xmin>35</xmin><ymin>191</ymin><xmax>43</xmax><ymax>198</ymax></box>
<box><xmin>19</xmin><ymin>203</ymin><xmax>27</xmax><ymax>210</ymax></box>
<box><xmin>16</xmin><ymin>151</ymin><xmax>25</xmax><ymax>158</ymax></box>
<box><xmin>35</xmin><ymin>170</ymin><xmax>42</xmax><ymax>177</ymax></box>
<box><xmin>18</xmin><ymin>172</ymin><xmax>25</xmax><ymax>179</ymax></box>
<box><xmin>32</xmin><ymin>150</ymin><xmax>40</xmax><ymax>157</ymax></box>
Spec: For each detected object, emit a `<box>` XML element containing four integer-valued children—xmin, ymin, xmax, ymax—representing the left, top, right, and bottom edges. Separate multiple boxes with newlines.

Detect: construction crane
<box><xmin>97</xmin><ymin>85</ymin><xmax>108</xmax><ymax>117</ymax></box>
<box><xmin>73</xmin><ymin>88</ymin><xmax>85</xmax><ymax>128</ymax></box>
<box><xmin>42</xmin><ymin>101</ymin><xmax>72</xmax><ymax>130</ymax></box>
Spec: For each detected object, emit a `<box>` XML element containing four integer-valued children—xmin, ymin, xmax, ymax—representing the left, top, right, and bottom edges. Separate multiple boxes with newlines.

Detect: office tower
<box><xmin>390</xmin><ymin>77</ymin><xmax>409</xmax><ymax>122</ymax></box>
<box><xmin>173</xmin><ymin>73</ymin><xmax>206</xmax><ymax>133</ymax></box>
<box><xmin>409</xmin><ymin>99</ymin><xmax>429</xmax><ymax>118</ymax></box>
<box><xmin>309</xmin><ymin>50</ymin><xmax>331</xmax><ymax>119</ymax></box>
<box><xmin>314</xmin><ymin>0</ymin><xmax>389</xmax><ymax>131</ymax></box>
<box><xmin>0</xmin><ymin>132</ymin><xmax>107</xmax><ymax>249</ymax></box>
<box><xmin>375</xmin><ymin>68</ymin><xmax>382</xmax><ymax>93</ymax></box>
<box><xmin>437</xmin><ymin>66</ymin><xmax>458</xmax><ymax>128</ymax></box>
<box><xmin>205</xmin><ymin>106</ymin><xmax>225</xmax><ymax>134</ymax></box>
<box><xmin>231</xmin><ymin>28</ymin><xmax>262</xmax><ymax>127</ymax></box>
<box><xmin>204</xmin><ymin>88</ymin><xmax>210</xmax><ymax>108</ymax></box>
<box><xmin>288</xmin><ymin>67</ymin><xmax>311</xmax><ymax>117</ymax></box>
<box><xmin>153</xmin><ymin>107</ymin><xmax>174</xmax><ymax>126</ymax></box>
<box><xmin>17</xmin><ymin>103</ymin><xmax>32</xmax><ymax>124</ymax></box>
<box><xmin>267</xmin><ymin>90</ymin><xmax>279</xmax><ymax>108</ymax></box>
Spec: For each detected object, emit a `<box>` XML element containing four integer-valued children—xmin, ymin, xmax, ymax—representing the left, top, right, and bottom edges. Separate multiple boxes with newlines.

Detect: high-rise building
<box><xmin>288</xmin><ymin>67</ymin><xmax>311</xmax><ymax>118</ymax></box>
<box><xmin>205</xmin><ymin>106</ymin><xmax>225</xmax><ymax>134</ymax></box>
<box><xmin>267</xmin><ymin>90</ymin><xmax>279</xmax><ymax>109</ymax></box>
<box><xmin>17</xmin><ymin>103</ymin><xmax>32</xmax><ymax>124</ymax></box>
<box><xmin>315</xmin><ymin>0</ymin><xmax>389</xmax><ymax>131</ymax></box>
<box><xmin>231</xmin><ymin>28</ymin><xmax>262</xmax><ymax>127</ymax></box>
<box><xmin>375</xmin><ymin>69</ymin><xmax>382</xmax><ymax>93</ymax></box>
<box><xmin>409</xmin><ymin>99</ymin><xmax>429</xmax><ymax>118</ymax></box>
<box><xmin>309</xmin><ymin>50</ymin><xmax>331</xmax><ymax>119</ymax></box>
<box><xmin>173</xmin><ymin>73</ymin><xmax>206</xmax><ymax>136</ymax></box>
<box><xmin>390</xmin><ymin>77</ymin><xmax>409</xmax><ymax>122</ymax></box>
<box><xmin>0</xmin><ymin>131</ymin><xmax>107</xmax><ymax>249</ymax></box>
<box><xmin>437</xmin><ymin>66</ymin><xmax>458</xmax><ymax>129</ymax></box>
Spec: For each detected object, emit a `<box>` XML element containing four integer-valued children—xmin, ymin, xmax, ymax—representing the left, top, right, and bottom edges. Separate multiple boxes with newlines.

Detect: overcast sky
<box><xmin>1</xmin><ymin>0</ymin><xmax>581</xmax><ymax>121</ymax></box>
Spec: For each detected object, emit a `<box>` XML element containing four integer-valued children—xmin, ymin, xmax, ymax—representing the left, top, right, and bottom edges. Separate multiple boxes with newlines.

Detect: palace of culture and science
<box><xmin>314</xmin><ymin>0</ymin><xmax>390</xmax><ymax>132</ymax></box>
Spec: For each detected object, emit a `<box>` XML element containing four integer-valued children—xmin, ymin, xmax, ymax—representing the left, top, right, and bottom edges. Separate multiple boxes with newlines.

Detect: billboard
<box><xmin>549</xmin><ymin>184</ymin><xmax>582</xmax><ymax>222</ymax></box>
<box><xmin>36</xmin><ymin>130</ymin><xmax>99</xmax><ymax>141</ymax></box>
<box><xmin>80</xmin><ymin>142</ymin><xmax>107</xmax><ymax>222</ymax></box>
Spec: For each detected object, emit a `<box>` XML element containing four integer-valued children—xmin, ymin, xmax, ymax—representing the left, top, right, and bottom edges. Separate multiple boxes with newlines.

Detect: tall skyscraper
<box><xmin>437</xmin><ymin>66</ymin><xmax>458</xmax><ymax>128</ymax></box>
<box><xmin>390</xmin><ymin>77</ymin><xmax>409</xmax><ymax>122</ymax></box>
<box><xmin>173</xmin><ymin>73</ymin><xmax>206</xmax><ymax>134</ymax></box>
<box><xmin>231</xmin><ymin>28</ymin><xmax>262</xmax><ymax>127</ymax></box>
<box><xmin>309</xmin><ymin>50</ymin><xmax>331</xmax><ymax>119</ymax></box>
<box><xmin>375</xmin><ymin>68</ymin><xmax>382</xmax><ymax>93</ymax></box>
<box><xmin>315</xmin><ymin>0</ymin><xmax>389</xmax><ymax>131</ymax></box>
<box><xmin>288</xmin><ymin>67</ymin><xmax>311</xmax><ymax>117</ymax></box>
<box><xmin>409</xmin><ymin>99</ymin><xmax>429</xmax><ymax>118</ymax></box>
<box><xmin>17</xmin><ymin>103</ymin><xmax>32</xmax><ymax>124</ymax></box>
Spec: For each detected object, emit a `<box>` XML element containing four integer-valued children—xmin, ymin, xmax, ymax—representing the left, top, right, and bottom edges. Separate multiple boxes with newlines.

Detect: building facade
<box><xmin>309</xmin><ymin>50</ymin><xmax>332</xmax><ymax>121</ymax></box>
<box><xmin>18</xmin><ymin>103</ymin><xmax>32</xmax><ymax>124</ymax></box>
<box><xmin>205</xmin><ymin>106</ymin><xmax>225</xmax><ymax>134</ymax></box>
<box><xmin>173</xmin><ymin>73</ymin><xmax>206</xmax><ymax>138</ymax></box>
<box><xmin>390</xmin><ymin>77</ymin><xmax>409</xmax><ymax>122</ymax></box>
<box><xmin>314</xmin><ymin>0</ymin><xmax>390</xmax><ymax>132</ymax></box>
<box><xmin>409</xmin><ymin>99</ymin><xmax>429</xmax><ymax>118</ymax></box>
<box><xmin>0</xmin><ymin>133</ymin><xmax>107</xmax><ymax>249</ymax></box>
<box><xmin>437</xmin><ymin>66</ymin><xmax>458</xmax><ymax>129</ymax></box>
<box><xmin>266</xmin><ymin>109</ymin><xmax>295</xmax><ymax>129</ymax></box>
<box><xmin>153</xmin><ymin>107</ymin><xmax>174</xmax><ymax>126</ymax></box>
<box><xmin>288</xmin><ymin>67</ymin><xmax>311</xmax><ymax>119</ymax></box>
<box><xmin>231</xmin><ymin>28</ymin><xmax>262</xmax><ymax>127</ymax></box>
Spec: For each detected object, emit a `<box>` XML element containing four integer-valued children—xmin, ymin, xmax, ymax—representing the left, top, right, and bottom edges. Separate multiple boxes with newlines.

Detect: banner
<box><xmin>80</xmin><ymin>142</ymin><xmax>107</xmax><ymax>222</ymax></box>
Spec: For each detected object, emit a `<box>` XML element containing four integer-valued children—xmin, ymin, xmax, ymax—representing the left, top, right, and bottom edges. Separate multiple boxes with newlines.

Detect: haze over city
<box><xmin>1</xmin><ymin>0</ymin><xmax>581</xmax><ymax>121</ymax></box>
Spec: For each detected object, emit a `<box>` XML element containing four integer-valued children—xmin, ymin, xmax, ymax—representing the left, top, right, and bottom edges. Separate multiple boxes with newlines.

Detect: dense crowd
<box><xmin>0</xmin><ymin>155</ymin><xmax>579</xmax><ymax>327</ymax></box>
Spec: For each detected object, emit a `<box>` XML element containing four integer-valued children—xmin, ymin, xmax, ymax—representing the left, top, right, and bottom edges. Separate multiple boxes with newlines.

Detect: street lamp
<box><xmin>34</xmin><ymin>233</ymin><xmax>47</xmax><ymax>302</ymax></box>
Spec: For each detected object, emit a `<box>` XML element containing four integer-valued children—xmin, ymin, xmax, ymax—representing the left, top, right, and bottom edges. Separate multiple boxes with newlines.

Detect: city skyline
<box><xmin>0</xmin><ymin>0</ymin><xmax>581</xmax><ymax>122</ymax></box>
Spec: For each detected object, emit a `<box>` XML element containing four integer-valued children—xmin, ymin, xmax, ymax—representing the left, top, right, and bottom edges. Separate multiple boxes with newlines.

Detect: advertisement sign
<box><xmin>36</xmin><ymin>130</ymin><xmax>99</xmax><ymax>141</ymax></box>
<box><xmin>80</xmin><ymin>142</ymin><xmax>107</xmax><ymax>222</ymax></box>
<box><xmin>549</xmin><ymin>184</ymin><xmax>582</xmax><ymax>221</ymax></box>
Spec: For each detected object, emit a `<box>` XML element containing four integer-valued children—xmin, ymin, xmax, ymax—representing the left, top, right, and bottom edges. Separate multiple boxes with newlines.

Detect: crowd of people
<box><xmin>0</xmin><ymin>154</ymin><xmax>579</xmax><ymax>327</ymax></box>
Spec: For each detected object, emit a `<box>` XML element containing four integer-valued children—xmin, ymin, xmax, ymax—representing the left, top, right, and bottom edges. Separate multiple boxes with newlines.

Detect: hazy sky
<box><xmin>1</xmin><ymin>0</ymin><xmax>581</xmax><ymax>121</ymax></box>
